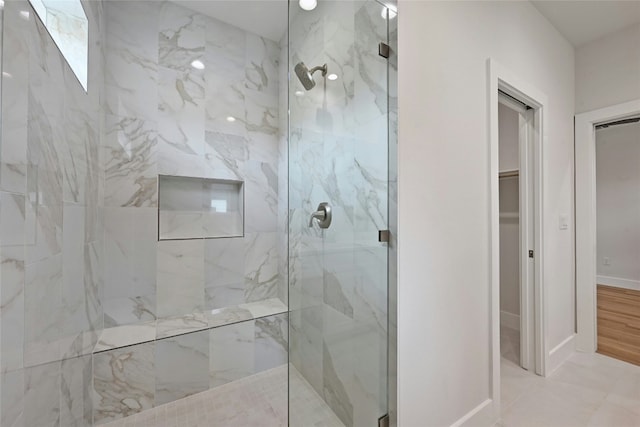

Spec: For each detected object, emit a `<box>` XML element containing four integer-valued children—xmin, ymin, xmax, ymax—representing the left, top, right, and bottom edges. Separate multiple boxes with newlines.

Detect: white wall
<box><xmin>576</xmin><ymin>24</ymin><xmax>640</xmax><ymax>114</ymax></box>
<box><xmin>397</xmin><ymin>1</ymin><xmax>575</xmax><ymax>425</ymax></box>
<box><xmin>596</xmin><ymin>121</ymin><xmax>640</xmax><ymax>288</ymax></box>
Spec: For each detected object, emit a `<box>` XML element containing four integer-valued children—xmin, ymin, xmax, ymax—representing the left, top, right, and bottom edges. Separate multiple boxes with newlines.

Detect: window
<box><xmin>29</xmin><ymin>0</ymin><xmax>88</xmax><ymax>91</ymax></box>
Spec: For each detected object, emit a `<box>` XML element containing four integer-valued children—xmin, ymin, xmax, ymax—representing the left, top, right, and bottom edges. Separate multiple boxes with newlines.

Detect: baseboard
<box><xmin>451</xmin><ymin>399</ymin><xmax>497</xmax><ymax>427</ymax></box>
<box><xmin>547</xmin><ymin>334</ymin><xmax>575</xmax><ymax>375</ymax></box>
<box><xmin>500</xmin><ymin>311</ymin><xmax>520</xmax><ymax>331</ymax></box>
<box><xmin>597</xmin><ymin>275</ymin><xmax>640</xmax><ymax>292</ymax></box>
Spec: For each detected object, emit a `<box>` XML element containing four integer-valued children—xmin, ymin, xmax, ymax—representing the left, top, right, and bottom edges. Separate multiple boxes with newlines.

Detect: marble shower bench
<box><xmin>94</xmin><ymin>298</ymin><xmax>288</xmax><ymax>353</ymax></box>
<box><xmin>91</xmin><ymin>298</ymin><xmax>289</xmax><ymax>425</ymax></box>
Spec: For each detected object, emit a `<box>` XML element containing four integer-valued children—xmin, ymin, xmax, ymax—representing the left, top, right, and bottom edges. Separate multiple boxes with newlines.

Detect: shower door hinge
<box><xmin>378</xmin><ymin>414</ymin><xmax>390</xmax><ymax>427</ymax></box>
<box><xmin>378</xmin><ymin>230</ymin><xmax>390</xmax><ymax>243</ymax></box>
<box><xmin>529</xmin><ymin>250</ymin><xmax>534</xmax><ymax>259</ymax></box>
<box><xmin>378</xmin><ymin>42</ymin><xmax>390</xmax><ymax>59</ymax></box>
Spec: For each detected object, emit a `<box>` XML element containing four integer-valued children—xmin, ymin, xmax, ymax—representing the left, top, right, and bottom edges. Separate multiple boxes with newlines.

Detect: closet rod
<box><xmin>499</xmin><ymin>170</ymin><xmax>519</xmax><ymax>179</ymax></box>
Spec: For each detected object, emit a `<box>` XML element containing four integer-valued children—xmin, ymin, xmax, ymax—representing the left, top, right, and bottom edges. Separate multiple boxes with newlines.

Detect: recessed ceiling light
<box><xmin>0</xmin><ymin>1</ymin><xmax>5</xmax><ymax>10</ymax></box>
<box><xmin>19</xmin><ymin>10</ymin><xmax>29</xmax><ymax>20</ymax></box>
<box><xmin>299</xmin><ymin>0</ymin><xmax>317</xmax><ymax>11</ymax></box>
<box><xmin>327</xmin><ymin>73</ymin><xmax>338</xmax><ymax>81</ymax></box>
<box><xmin>190</xmin><ymin>59</ymin><xmax>205</xmax><ymax>70</ymax></box>
<box><xmin>226</xmin><ymin>116</ymin><xmax>236</xmax><ymax>122</ymax></box>
<box><xmin>382</xmin><ymin>4</ymin><xmax>397</xmax><ymax>19</ymax></box>
<box><xmin>295</xmin><ymin>90</ymin><xmax>305</xmax><ymax>97</ymax></box>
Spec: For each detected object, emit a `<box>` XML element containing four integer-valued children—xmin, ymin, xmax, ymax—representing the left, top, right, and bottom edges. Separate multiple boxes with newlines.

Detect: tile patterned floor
<box><xmin>499</xmin><ymin>344</ymin><xmax>640</xmax><ymax>426</ymax></box>
<box><xmin>101</xmin><ymin>365</ymin><xmax>344</xmax><ymax>427</ymax></box>
<box><xmin>501</xmin><ymin>325</ymin><xmax>521</xmax><ymax>366</ymax></box>
<box><xmin>500</xmin><ymin>325</ymin><xmax>640</xmax><ymax>426</ymax></box>
<box><xmin>289</xmin><ymin>368</ymin><xmax>345</xmax><ymax>427</ymax></box>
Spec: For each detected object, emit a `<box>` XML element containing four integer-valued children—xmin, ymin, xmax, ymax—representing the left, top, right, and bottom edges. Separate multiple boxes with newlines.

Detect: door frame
<box><xmin>488</xmin><ymin>58</ymin><xmax>547</xmax><ymax>415</ymax></box>
<box><xmin>575</xmin><ymin>99</ymin><xmax>640</xmax><ymax>352</ymax></box>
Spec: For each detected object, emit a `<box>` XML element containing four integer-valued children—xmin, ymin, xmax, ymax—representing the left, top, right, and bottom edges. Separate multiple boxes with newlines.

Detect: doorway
<box><xmin>594</xmin><ymin>117</ymin><xmax>640</xmax><ymax>365</ymax></box>
<box><xmin>576</xmin><ymin>99</ymin><xmax>640</xmax><ymax>354</ymax></box>
<box><xmin>489</xmin><ymin>60</ymin><xmax>548</xmax><ymax>412</ymax></box>
<box><xmin>498</xmin><ymin>93</ymin><xmax>537</xmax><ymax>373</ymax></box>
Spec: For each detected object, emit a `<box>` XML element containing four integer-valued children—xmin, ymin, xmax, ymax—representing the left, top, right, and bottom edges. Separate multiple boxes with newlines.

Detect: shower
<box><xmin>0</xmin><ymin>0</ymin><xmax>395</xmax><ymax>425</ymax></box>
<box><xmin>294</xmin><ymin>61</ymin><xmax>328</xmax><ymax>90</ymax></box>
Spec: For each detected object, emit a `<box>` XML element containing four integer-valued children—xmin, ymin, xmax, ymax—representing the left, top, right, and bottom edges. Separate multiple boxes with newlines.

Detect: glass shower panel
<box><xmin>288</xmin><ymin>1</ymin><xmax>390</xmax><ymax>425</ymax></box>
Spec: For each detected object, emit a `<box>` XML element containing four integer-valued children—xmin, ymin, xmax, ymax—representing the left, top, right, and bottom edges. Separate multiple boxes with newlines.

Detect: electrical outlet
<box><xmin>604</xmin><ymin>257</ymin><xmax>611</xmax><ymax>266</ymax></box>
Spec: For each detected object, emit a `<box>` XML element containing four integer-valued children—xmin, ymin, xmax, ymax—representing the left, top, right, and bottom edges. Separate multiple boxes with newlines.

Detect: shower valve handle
<box><xmin>309</xmin><ymin>202</ymin><xmax>332</xmax><ymax>229</ymax></box>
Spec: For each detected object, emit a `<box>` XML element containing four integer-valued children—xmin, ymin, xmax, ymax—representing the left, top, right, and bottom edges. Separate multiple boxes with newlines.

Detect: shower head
<box><xmin>294</xmin><ymin>62</ymin><xmax>328</xmax><ymax>90</ymax></box>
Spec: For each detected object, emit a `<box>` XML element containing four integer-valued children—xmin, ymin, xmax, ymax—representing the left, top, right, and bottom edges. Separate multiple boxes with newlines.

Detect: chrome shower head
<box><xmin>294</xmin><ymin>62</ymin><xmax>328</xmax><ymax>90</ymax></box>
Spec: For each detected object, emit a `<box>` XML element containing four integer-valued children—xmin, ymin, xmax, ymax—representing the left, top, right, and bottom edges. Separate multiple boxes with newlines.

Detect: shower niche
<box><xmin>158</xmin><ymin>175</ymin><xmax>244</xmax><ymax>240</ymax></box>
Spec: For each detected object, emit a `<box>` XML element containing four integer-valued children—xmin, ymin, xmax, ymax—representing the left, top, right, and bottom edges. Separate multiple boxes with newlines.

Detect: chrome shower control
<box><xmin>308</xmin><ymin>202</ymin><xmax>332</xmax><ymax>229</ymax></box>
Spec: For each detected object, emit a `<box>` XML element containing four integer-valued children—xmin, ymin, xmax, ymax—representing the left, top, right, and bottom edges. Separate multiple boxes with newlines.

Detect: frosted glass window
<box><xmin>29</xmin><ymin>0</ymin><xmax>88</xmax><ymax>90</ymax></box>
<box><xmin>159</xmin><ymin>176</ymin><xmax>244</xmax><ymax>240</ymax></box>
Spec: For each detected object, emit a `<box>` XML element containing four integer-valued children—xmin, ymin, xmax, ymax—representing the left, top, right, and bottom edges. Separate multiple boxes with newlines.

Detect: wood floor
<box><xmin>597</xmin><ymin>284</ymin><xmax>640</xmax><ymax>366</ymax></box>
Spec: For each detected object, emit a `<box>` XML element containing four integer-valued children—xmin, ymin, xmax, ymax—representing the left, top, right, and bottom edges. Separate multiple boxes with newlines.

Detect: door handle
<box><xmin>308</xmin><ymin>202</ymin><xmax>332</xmax><ymax>229</ymax></box>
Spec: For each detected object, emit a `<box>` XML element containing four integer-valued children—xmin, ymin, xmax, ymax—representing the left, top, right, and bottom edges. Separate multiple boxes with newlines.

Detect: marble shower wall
<box><xmin>102</xmin><ymin>0</ymin><xmax>286</xmax><ymax>328</ymax></box>
<box><xmin>91</xmin><ymin>1</ymin><xmax>290</xmax><ymax>424</ymax></box>
<box><xmin>288</xmin><ymin>1</ymin><xmax>390</xmax><ymax>426</ymax></box>
<box><xmin>277</xmin><ymin>22</ymin><xmax>290</xmax><ymax>308</ymax></box>
<box><xmin>0</xmin><ymin>0</ymin><xmax>106</xmax><ymax>425</ymax></box>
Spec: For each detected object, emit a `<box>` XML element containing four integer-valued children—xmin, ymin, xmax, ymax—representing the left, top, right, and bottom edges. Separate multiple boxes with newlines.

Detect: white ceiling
<box><xmin>531</xmin><ymin>0</ymin><xmax>640</xmax><ymax>47</ymax></box>
<box><xmin>172</xmin><ymin>1</ymin><xmax>640</xmax><ymax>48</ymax></box>
<box><xmin>172</xmin><ymin>0</ymin><xmax>288</xmax><ymax>42</ymax></box>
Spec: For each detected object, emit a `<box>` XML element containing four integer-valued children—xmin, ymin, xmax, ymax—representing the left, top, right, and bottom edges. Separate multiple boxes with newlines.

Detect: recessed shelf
<box><xmin>159</xmin><ymin>175</ymin><xmax>244</xmax><ymax>240</ymax></box>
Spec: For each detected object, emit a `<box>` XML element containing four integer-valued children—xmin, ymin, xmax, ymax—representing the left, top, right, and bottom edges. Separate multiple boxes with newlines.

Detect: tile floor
<box><xmin>500</xmin><ymin>325</ymin><xmax>521</xmax><ymax>366</ymax></box>
<box><xmin>100</xmin><ymin>364</ymin><xmax>344</xmax><ymax>427</ymax></box>
<box><xmin>499</xmin><ymin>326</ymin><xmax>640</xmax><ymax>426</ymax></box>
<box><xmin>289</xmin><ymin>368</ymin><xmax>345</xmax><ymax>427</ymax></box>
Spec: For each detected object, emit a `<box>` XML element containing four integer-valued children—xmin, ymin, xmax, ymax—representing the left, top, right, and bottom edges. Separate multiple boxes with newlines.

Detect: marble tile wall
<box><xmin>102</xmin><ymin>0</ymin><xmax>159</xmax><ymax>327</ymax></box>
<box><xmin>0</xmin><ymin>0</ymin><xmax>106</xmax><ymax>426</ymax></box>
<box><xmin>93</xmin><ymin>313</ymin><xmax>288</xmax><ymax>425</ymax></box>
<box><xmin>102</xmin><ymin>0</ymin><xmax>285</xmax><ymax>330</ymax></box>
<box><xmin>288</xmin><ymin>1</ymin><xmax>391</xmax><ymax>426</ymax></box>
<box><xmin>92</xmin><ymin>2</ymin><xmax>290</xmax><ymax>425</ymax></box>
<box><xmin>277</xmin><ymin>30</ymin><xmax>289</xmax><ymax>308</ymax></box>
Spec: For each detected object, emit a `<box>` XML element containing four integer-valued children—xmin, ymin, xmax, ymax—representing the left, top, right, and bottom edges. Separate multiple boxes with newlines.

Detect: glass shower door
<box><xmin>288</xmin><ymin>1</ymin><xmax>391</xmax><ymax>425</ymax></box>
